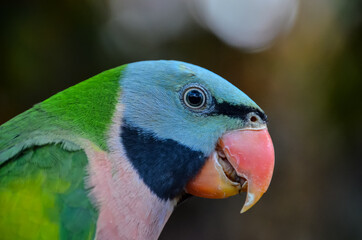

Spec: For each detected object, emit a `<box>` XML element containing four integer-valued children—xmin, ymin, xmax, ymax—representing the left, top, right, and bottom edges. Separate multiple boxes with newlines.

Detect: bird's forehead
<box><xmin>126</xmin><ymin>60</ymin><xmax>260</xmax><ymax>109</ymax></box>
<box><xmin>175</xmin><ymin>62</ymin><xmax>260</xmax><ymax>110</ymax></box>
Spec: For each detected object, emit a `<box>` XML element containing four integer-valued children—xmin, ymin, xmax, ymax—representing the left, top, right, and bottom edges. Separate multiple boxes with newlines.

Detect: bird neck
<box><xmin>84</xmin><ymin>103</ymin><xmax>176</xmax><ymax>239</ymax></box>
<box><xmin>85</xmin><ymin>143</ymin><xmax>175</xmax><ymax>240</ymax></box>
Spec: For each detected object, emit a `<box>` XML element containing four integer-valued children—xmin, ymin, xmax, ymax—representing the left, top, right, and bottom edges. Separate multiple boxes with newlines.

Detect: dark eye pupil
<box><xmin>187</xmin><ymin>90</ymin><xmax>203</xmax><ymax>107</ymax></box>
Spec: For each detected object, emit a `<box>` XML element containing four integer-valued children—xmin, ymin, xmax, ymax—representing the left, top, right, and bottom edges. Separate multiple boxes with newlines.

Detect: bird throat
<box><xmin>85</xmin><ymin>140</ymin><xmax>175</xmax><ymax>240</ymax></box>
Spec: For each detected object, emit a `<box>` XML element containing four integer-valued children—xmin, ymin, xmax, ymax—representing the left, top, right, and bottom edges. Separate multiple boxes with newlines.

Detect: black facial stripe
<box><xmin>121</xmin><ymin>122</ymin><xmax>207</xmax><ymax>200</ymax></box>
<box><xmin>209</xmin><ymin>98</ymin><xmax>268</xmax><ymax>122</ymax></box>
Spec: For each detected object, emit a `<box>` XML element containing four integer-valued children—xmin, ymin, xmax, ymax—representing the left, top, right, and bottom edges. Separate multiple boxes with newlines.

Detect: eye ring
<box><xmin>183</xmin><ymin>87</ymin><xmax>207</xmax><ymax>109</ymax></box>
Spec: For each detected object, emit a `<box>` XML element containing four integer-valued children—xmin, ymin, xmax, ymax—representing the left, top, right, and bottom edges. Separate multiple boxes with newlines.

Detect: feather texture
<box><xmin>0</xmin><ymin>65</ymin><xmax>126</xmax><ymax>239</ymax></box>
<box><xmin>0</xmin><ymin>144</ymin><xmax>97</xmax><ymax>240</ymax></box>
<box><xmin>0</xmin><ymin>65</ymin><xmax>124</xmax><ymax>164</ymax></box>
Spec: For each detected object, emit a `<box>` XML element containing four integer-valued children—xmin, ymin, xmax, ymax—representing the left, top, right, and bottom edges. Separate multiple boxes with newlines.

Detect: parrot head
<box><xmin>120</xmin><ymin>60</ymin><xmax>274</xmax><ymax>212</ymax></box>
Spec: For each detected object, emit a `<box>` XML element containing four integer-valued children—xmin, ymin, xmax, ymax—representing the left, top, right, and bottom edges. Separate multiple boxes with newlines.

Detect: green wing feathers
<box><xmin>0</xmin><ymin>65</ymin><xmax>126</xmax><ymax>239</ymax></box>
<box><xmin>0</xmin><ymin>144</ymin><xmax>97</xmax><ymax>240</ymax></box>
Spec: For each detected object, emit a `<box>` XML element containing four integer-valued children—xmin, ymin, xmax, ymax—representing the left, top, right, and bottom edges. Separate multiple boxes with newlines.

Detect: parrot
<box><xmin>0</xmin><ymin>60</ymin><xmax>274</xmax><ymax>240</ymax></box>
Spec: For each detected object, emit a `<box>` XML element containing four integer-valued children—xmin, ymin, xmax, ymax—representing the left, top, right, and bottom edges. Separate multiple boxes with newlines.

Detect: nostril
<box><xmin>250</xmin><ymin>116</ymin><xmax>258</xmax><ymax>122</ymax></box>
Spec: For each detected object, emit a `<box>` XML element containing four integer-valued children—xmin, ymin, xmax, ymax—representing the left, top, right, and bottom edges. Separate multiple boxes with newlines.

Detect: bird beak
<box><xmin>185</xmin><ymin>128</ymin><xmax>274</xmax><ymax>213</ymax></box>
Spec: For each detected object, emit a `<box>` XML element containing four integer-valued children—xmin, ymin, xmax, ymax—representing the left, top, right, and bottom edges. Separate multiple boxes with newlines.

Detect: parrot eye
<box><xmin>183</xmin><ymin>87</ymin><xmax>207</xmax><ymax>109</ymax></box>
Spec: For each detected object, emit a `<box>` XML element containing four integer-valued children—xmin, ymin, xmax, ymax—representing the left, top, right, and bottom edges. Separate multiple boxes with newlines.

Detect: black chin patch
<box><xmin>121</xmin><ymin>121</ymin><xmax>206</xmax><ymax>200</ymax></box>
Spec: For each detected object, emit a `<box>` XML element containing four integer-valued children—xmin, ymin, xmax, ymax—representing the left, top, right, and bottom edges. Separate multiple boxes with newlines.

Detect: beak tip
<box><xmin>240</xmin><ymin>208</ymin><xmax>247</xmax><ymax>214</ymax></box>
<box><xmin>240</xmin><ymin>203</ymin><xmax>253</xmax><ymax>214</ymax></box>
<box><xmin>240</xmin><ymin>191</ymin><xmax>264</xmax><ymax>214</ymax></box>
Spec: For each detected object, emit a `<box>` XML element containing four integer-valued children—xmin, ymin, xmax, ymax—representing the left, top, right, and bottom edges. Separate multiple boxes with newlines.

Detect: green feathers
<box><xmin>0</xmin><ymin>65</ymin><xmax>125</xmax><ymax>240</ymax></box>
<box><xmin>0</xmin><ymin>65</ymin><xmax>125</xmax><ymax>164</ymax></box>
<box><xmin>40</xmin><ymin>65</ymin><xmax>124</xmax><ymax>150</ymax></box>
<box><xmin>0</xmin><ymin>144</ymin><xmax>97</xmax><ymax>240</ymax></box>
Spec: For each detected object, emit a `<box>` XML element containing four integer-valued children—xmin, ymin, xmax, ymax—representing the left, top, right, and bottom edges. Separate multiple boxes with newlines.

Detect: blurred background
<box><xmin>1</xmin><ymin>0</ymin><xmax>361</xmax><ymax>239</ymax></box>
